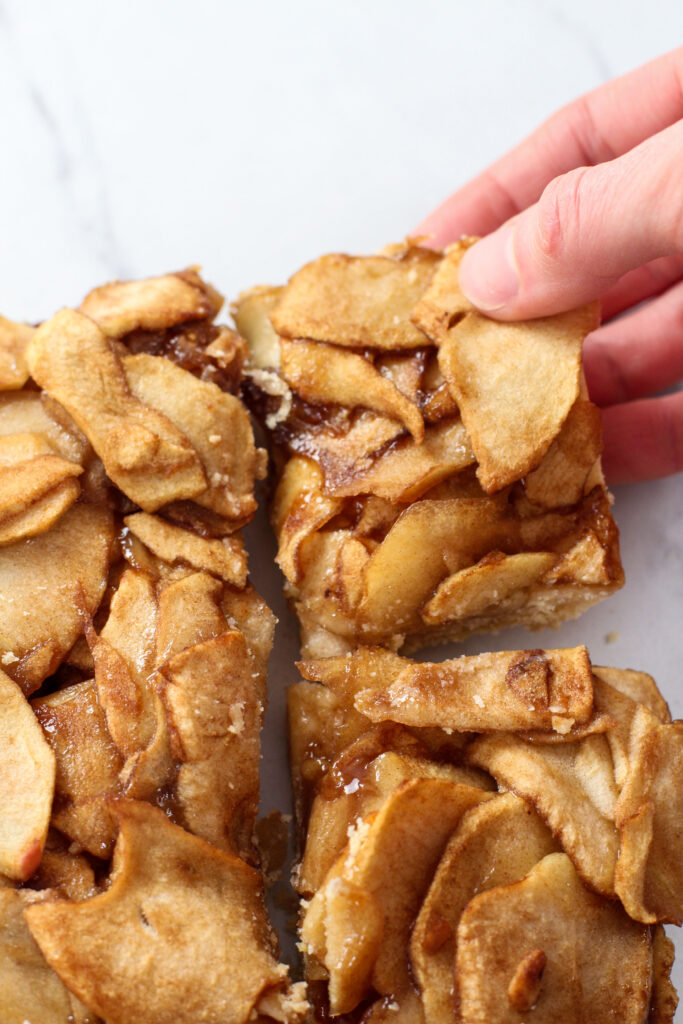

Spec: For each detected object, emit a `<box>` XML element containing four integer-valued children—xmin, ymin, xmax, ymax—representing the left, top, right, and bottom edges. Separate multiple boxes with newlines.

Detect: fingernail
<box><xmin>458</xmin><ymin>224</ymin><xmax>520</xmax><ymax>311</ymax></box>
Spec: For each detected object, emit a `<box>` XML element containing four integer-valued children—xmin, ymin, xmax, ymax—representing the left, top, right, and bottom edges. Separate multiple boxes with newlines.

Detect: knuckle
<box><xmin>661</xmin><ymin>124</ymin><xmax>683</xmax><ymax>251</ymax></box>
<box><xmin>596</xmin><ymin>343</ymin><xmax>630</xmax><ymax>405</ymax></box>
<box><xmin>533</xmin><ymin>167</ymin><xmax>593</xmax><ymax>264</ymax></box>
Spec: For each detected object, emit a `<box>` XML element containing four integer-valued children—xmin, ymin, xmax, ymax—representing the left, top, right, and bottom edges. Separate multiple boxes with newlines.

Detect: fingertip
<box><xmin>458</xmin><ymin>224</ymin><xmax>521</xmax><ymax>315</ymax></box>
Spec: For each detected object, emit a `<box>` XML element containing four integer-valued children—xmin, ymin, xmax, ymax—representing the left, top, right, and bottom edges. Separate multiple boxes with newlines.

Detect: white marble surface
<box><xmin>2</xmin><ymin>0</ymin><xmax>683</xmax><ymax>1008</ymax></box>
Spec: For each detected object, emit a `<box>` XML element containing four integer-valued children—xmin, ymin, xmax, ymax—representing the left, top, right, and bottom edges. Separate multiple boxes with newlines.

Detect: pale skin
<box><xmin>416</xmin><ymin>46</ymin><xmax>683</xmax><ymax>485</ymax></box>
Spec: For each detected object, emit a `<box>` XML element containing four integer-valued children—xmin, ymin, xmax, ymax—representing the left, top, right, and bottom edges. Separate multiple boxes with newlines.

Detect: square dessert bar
<box><xmin>238</xmin><ymin>240</ymin><xmax>624</xmax><ymax>657</ymax></box>
<box><xmin>290</xmin><ymin>645</ymin><xmax>680</xmax><ymax>1022</ymax></box>
<box><xmin>0</xmin><ymin>272</ymin><xmax>307</xmax><ymax>1023</ymax></box>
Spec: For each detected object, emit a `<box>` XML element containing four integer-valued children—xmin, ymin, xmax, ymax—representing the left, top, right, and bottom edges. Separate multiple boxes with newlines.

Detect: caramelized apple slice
<box><xmin>410</xmin><ymin>794</ymin><xmax>557</xmax><ymax>1024</ymax></box>
<box><xmin>301</xmin><ymin>778</ymin><xmax>490</xmax><ymax>1013</ymax></box>
<box><xmin>455</xmin><ymin>853</ymin><xmax>652</xmax><ymax>1023</ymax></box>
<box><xmin>26</xmin><ymin>801</ymin><xmax>306</xmax><ymax>1024</ymax></box>
<box><xmin>0</xmin><ymin>669</ymin><xmax>55</xmax><ymax>880</ymax></box>
<box><xmin>26</xmin><ymin>310</ymin><xmax>206</xmax><ymax>511</ymax></box>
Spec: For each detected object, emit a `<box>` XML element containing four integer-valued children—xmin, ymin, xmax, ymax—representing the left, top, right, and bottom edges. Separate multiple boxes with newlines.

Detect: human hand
<box><xmin>416</xmin><ymin>47</ymin><xmax>683</xmax><ymax>485</ymax></box>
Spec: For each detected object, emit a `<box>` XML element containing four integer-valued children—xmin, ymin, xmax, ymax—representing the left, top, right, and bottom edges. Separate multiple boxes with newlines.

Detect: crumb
<box><xmin>246</xmin><ymin>369</ymin><xmax>292</xmax><ymax>428</ymax></box>
<box><xmin>211</xmin><ymin>471</ymin><xmax>231</xmax><ymax>487</ymax></box>
<box><xmin>604</xmin><ymin>631</ymin><xmax>619</xmax><ymax>644</ymax></box>
<box><xmin>227</xmin><ymin>701</ymin><xmax>245</xmax><ymax>735</ymax></box>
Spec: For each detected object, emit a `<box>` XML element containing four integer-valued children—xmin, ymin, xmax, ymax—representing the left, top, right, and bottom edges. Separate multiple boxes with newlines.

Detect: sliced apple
<box><xmin>0</xmin><ymin>669</ymin><xmax>55</xmax><ymax>880</ymax></box>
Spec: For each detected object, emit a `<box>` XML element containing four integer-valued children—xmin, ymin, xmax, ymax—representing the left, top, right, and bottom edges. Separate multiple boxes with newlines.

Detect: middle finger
<box><xmin>584</xmin><ymin>278</ymin><xmax>683</xmax><ymax>407</ymax></box>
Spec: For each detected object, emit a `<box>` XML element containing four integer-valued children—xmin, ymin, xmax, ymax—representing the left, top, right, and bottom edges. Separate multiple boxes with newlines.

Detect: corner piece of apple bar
<box><xmin>289</xmin><ymin>645</ymin><xmax>679</xmax><ymax>1022</ymax></box>
<box><xmin>237</xmin><ymin>239</ymin><xmax>623</xmax><ymax>657</ymax></box>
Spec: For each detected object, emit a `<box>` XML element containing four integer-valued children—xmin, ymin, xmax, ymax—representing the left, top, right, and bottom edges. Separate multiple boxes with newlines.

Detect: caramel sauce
<box><xmin>579</xmin><ymin>485</ymin><xmax>623</xmax><ymax>580</ymax></box>
<box><xmin>124</xmin><ymin>321</ymin><xmax>242</xmax><ymax>393</ymax></box>
<box><xmin>317</xmin><ymin>751</ymin><xmax>376</xmax><ymax>800</ymax></box>
<box><xmin>163</xmin><ymin>499</ymin><xmax>248</xmax><ymax>538</ymax></box>
<box><xmin>308</xmin><ymin>980</ymin><xmax>376</xmax><ymax>1023</ymax></box>
<box><xmin>279</xmin><ymin>400</ymin><xmax>351</xmax><ymax>454</ymax></box>
<box><xmin>242</xmin><ymin>375</ymin><xmax>350</xmax><ymax>449</ymax></box>
<box><xmin>317</xmin><ymin>723</ymin><xmax>429</xmax><ymax>801</ymax></box>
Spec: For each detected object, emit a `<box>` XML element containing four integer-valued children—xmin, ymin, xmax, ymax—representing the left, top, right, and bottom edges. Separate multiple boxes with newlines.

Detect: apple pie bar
<box><xmin>290</xmin><ymin>645</ymin><xmax>679</xmax><ymax>1022</ymax></box>
<box><xmin>0</xmin><ymin>271</ymin><xmax>307</xmax><ymax>1023</ymax></box>
<box><xmin>238</xmin><ymin>240</ymin><xmax>624</xmax><ymax>657</ymax></box>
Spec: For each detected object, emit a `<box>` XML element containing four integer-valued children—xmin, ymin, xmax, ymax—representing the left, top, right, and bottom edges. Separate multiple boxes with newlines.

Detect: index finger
<box><xmin>417</xmin><ymin>46</ymin><xmax>683</xmax><ymax>245</ymax></box>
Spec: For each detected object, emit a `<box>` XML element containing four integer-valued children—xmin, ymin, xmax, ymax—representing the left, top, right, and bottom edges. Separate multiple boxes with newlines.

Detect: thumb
<box><xmin>458</xmin><ymin>120</ymin><xmax>683</xmax><ymax>320</ymax></box>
